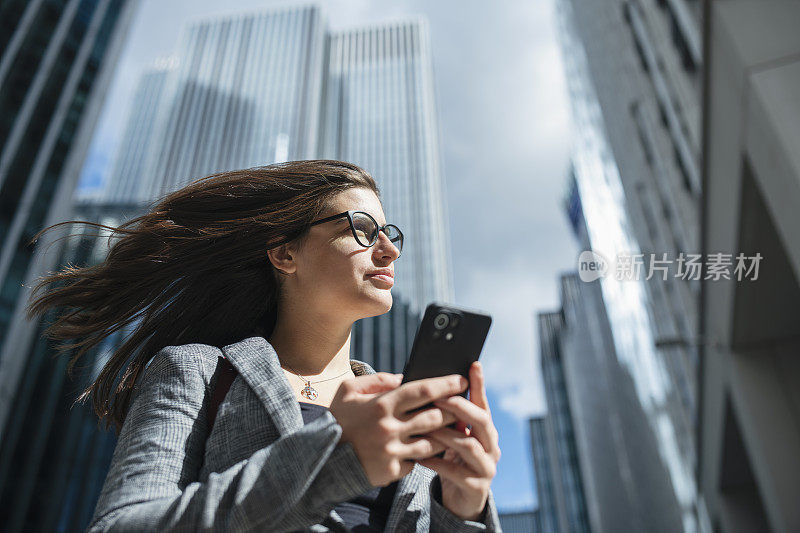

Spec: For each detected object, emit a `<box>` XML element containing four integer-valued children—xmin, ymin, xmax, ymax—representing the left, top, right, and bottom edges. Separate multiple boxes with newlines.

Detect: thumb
<box><xmin>350</xmin><ymin>372</ymin><xmax>403</xmax><ymax>394</ymax></box>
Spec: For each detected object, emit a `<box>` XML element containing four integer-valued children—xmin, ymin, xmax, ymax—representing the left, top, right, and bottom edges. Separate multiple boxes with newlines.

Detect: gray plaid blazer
<box><xmin>87</xmin><ymin>336</ymin><xmax>501</xmax><ymax>532</ymax></box>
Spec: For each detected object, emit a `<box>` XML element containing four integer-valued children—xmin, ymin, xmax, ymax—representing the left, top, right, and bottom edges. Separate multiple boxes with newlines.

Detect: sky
<box><xmin>77</xmin><ymin>0</ymin><xmax>579</xmax><ymax>512</ymax></box>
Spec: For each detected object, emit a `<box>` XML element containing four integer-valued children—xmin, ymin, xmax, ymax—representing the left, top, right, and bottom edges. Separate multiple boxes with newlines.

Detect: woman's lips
<box><xmin>368</xmin><ymin>274</ymin><xmax>394</xmax><ymax>287</ymax></box>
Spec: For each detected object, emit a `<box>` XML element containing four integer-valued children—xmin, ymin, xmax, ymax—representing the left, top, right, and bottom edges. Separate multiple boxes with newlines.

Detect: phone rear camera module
<box><xmin>434</xmin><ymin>313</ymin><xmax>449</xmax><ymax>330</ymax></box>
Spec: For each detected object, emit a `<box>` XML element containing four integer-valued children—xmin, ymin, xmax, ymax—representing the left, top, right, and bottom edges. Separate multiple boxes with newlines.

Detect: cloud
<box><xmin>457</xmin><ymin>253</ymin><xmax>576</xmax><ymax>420</ymax></box>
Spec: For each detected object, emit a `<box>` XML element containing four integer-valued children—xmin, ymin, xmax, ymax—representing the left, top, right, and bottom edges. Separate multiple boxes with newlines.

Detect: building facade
<box><xmin>320</xmin><ymin>20</ymin><xmax>454</xmax><ymax>312</ymax></box>
<box><xmin>0</xmin><ymin>0</ymin><xmax>136</xmax><ymax>355</ymax></box>
<box><xmin>499</xmin><ymin>509</ymin><xmax>541</xmax><ymax>533</ymax></box>
<box><xmin>0</xmin><ymin>0</ymin><xmax>136</xmax><ymax>437</ymax></box>
<box><xmin>556</xmin><ymin>175</ymin><xmax>687</xmax><ymax>532</ymax></box>
<box><xmin>698</xmin><ymin>3</ymin><xmax>800</xmax><ymax>531</ymax></box>
<box><xmin>0</xmin><ymin>220</ymin><xmax>125</xmax><ymax>532</ymax></box>
<box><xmin>529</xmin><ymin>311</ymin><xmax>591</xmax><ymax>533</ymax></box>
<box><xmin>144</xmin><ymin>5</ymin><xmax>327</xmax><ymax>201</ymax></box>
<box><xmin>555</xmin><ymin>0</ymin><xmax>703</xmax><ymax>529</ymax></box>
<box><xmin>0</xmin><ymin>2</ymin><xmax>138</xmax><ymax>530</ymax></box>
<box><xmin>90</xmin><ymin>59</ymin><xmax>174</xmax><ymax>205</ymax></box>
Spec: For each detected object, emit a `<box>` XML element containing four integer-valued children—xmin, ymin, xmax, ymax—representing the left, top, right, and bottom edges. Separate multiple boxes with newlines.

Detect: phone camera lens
<box><xmin>434</xmin><ymin>313</ymin><xmax>449</xmax><ymax>330</ymax></box>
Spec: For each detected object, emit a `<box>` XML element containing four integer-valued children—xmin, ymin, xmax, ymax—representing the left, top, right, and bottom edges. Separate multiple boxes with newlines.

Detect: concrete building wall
<box><xmin>698</xmin><ymin>3</ymin><xmax>800</xmax><ymax>532</ymax></box>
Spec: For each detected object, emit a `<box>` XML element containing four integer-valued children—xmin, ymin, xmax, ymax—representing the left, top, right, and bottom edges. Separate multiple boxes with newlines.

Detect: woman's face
<box><xmin>275</xmin><ymin>187</ymin><xmax>401</xmax><ymax>321</ymax></box>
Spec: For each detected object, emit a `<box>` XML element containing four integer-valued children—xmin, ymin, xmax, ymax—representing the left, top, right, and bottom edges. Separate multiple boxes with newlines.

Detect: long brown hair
<box><xmin>25</xmin><ymin>160</ymin><xmax>380</xmax><ymax>435</ymax></box>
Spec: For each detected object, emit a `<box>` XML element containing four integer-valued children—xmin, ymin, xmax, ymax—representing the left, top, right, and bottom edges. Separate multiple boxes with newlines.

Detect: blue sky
<box><xmin>77</xmin><ymin>0</ymin><xmax>579</xmax><ymax>512</ymax></box>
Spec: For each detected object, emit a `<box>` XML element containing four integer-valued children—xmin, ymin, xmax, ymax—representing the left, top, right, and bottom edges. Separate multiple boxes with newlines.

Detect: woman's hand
<box><xmin>417</xmin><ymin>361</ymin><xmax>500</xmax><ymax>522</ymax></box>
<box><xmin>329</xmin><ymin>372</ymin><xmax>469</xmax><ymax>487</ymax></box>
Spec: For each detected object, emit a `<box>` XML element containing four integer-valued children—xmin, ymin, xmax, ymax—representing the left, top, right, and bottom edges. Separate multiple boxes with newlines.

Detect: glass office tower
<box><xmin>95</xmin><ymin>60</ymin><xmax>174</xmax><ymax>205</ymax></box>
<box><xmin>320</xmin><ymin>20</ymin><xmax>454</xmax><ymax>313</ymax></box>
<box><xmin>529</xmin><ymin>311</ymin><xmax>591</xmax><ymax>533</ymax></box>
<box><xmin>0</xmin><ymin>0</ymin><xmax>135</xmax><ymax>354</ymax></box>
<box><xmin>554</xmin><ymin>0</ymin><xmax>700</xmax><ymax>530</ymax></box>
<box><xmin>144</xmin><ymin>5</ymin><xmax>327</xmax><ymax>200</ymax></box>
<box><xmin>0</xmin><ymin>0</ymin><xmax>137</xmax><ymax>531</ymax></box>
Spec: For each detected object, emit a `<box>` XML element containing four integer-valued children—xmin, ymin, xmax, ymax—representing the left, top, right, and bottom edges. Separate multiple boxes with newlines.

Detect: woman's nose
<box><xmin>375</xmin><ymin>231</ymin><xmax>400</xmax><ymax>258</ymax></box>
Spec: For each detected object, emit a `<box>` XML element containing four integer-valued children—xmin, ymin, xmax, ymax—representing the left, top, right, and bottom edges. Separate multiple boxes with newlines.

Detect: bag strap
<box><xmin>207</xmin><ymin>355</ymin><xmax>238</xmax><ymax>434</ymax></box>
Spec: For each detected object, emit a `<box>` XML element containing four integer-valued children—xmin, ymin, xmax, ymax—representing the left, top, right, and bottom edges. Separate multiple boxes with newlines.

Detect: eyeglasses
<box><xmin>309</xmin><ymin>210</ymin><xmax>403</xmax><ymax>257</ymax></box>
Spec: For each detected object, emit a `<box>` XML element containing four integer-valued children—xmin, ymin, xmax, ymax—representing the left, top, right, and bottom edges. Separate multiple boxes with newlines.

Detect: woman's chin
<box><xmin>363</xmin><ymin>290</ymin><xmax>393</xmax><ymax>316</ymax></box>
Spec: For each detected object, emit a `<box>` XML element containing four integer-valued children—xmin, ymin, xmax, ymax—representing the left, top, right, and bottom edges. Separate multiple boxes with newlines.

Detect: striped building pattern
<box><xmin>98</xmin><ymin>59</ymin><xmax>173</xmax><ymax>204</ymax></box>
<box><xmin>144</xmin><ymin>5</ymin><xmax>327</xmax><ymax>200</ymax></box>
<box><xmin>553</xmin><ymin>0</ymin><xmax>704</xmax><ymax>529</ymax></box>
<box><xmin>0</xmin><ymin>0</ymin><xmax>137</xmax><ymax>531</ymax></box>
<box><xmin>320</xmin><ymin>20</ymin><xmax>455</xmax><ymax>310</ymax></box>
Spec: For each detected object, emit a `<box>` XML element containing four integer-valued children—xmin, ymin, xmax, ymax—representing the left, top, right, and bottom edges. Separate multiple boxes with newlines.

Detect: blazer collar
<box><xmin>220</xmin><ymin>335</ymin><xmax>375</xmax><ymax>436</ymax></box>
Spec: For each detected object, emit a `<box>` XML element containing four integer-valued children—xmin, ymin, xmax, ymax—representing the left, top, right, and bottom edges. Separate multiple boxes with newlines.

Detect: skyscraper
<box><xmin>554</xmin><ymin>0</ymin><xmax>702</xmax><ymax>529</ymax></box>
<box><xmin>529</xmin><ymin>171</ymin><xmax>688</xmax><ymax>532</ymax></box>
<box><xmin>0</xmin><ymin>0</ymin><xmax>137</xmax><ymax>346</ymax></box>
<box><xmin>0</xmin><ymin>1</ymin><xmax>138</xmax><ymax>530</ymax></box>
<box><xmin>558</xmin><ymin>174</ymin><xmax>686</xmax><ymax>533</ymax></box>
<box><xmin>320</xmin><ymin>20</ymin><xmax>454</xmax><ymax>312</ymax></box>
<box><xmin>0</xmin><ymin>0</ymin><xmax>137</xmax><ymax>433</ymax></box>
<box><xmin>82</xmin><ymin>10</ymin><xmax>451</xmax><ymax>315</ymax></box>
<box><xmin>92</xmin><ymin>58</ymin><xmax>175</xmax><ymax>205</ymax></box>
<box><xmin>529</xmin><ymin>311</ymin><xmax>591</xmax><ymax>533</ymax></box>
<box><xmin>144</xmin><ymin>5</ymin><xmax>327</xmax><ymax>200</ymax></box>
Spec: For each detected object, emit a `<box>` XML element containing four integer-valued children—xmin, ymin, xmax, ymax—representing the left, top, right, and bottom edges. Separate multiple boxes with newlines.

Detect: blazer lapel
<box><xmin>220</xmin><ymin>336</ymin><xmax>386</xmax><ymax>436</ymax></box>
<box><xmin>220</xmin><ymin>336</ymin><xmax>426</xmax><ymax>532</ymax></box>
<box><xmin>221</xmin><ymin>335</ymin><xmax>303</xmax><ymax>437</ymax></box>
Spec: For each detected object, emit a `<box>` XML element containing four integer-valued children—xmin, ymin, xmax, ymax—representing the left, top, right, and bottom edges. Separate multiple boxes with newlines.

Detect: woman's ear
<box><xmin>267</xmin><ymin>244</ymin><xmax>297</xmax><ymax>275</ymax></box>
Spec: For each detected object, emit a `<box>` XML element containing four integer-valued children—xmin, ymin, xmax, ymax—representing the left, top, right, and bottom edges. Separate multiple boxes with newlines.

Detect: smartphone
<box><xmin>400</xmin><ymin>302</ymin><xmax>492</xmax><ymax>456</ymax></box>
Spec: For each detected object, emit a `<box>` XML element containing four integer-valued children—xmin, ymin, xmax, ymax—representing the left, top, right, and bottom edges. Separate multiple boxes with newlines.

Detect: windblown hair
<box><xmin>25</xmin><ymin>160</ymin><xmax>379</xmax><ymax>435</ymax></box>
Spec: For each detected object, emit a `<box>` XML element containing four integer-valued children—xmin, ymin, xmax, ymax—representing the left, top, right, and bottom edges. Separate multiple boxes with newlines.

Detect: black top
<box><xmin>299</xmin><ymin>402</ymin><xmax>398</xmax><ymax>532</ymax></box>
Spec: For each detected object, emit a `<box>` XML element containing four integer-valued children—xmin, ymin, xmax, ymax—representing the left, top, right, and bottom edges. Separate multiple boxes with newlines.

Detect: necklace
<box><xmin>282</xmin><ymin>362</ymin><xmax>351</xmax><ymax>401</ymax></box>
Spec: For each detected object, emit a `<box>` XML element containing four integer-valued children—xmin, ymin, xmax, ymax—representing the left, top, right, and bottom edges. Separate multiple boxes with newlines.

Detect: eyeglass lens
<box><xmin>351</xmin><ymin>212</ymin><xmax>403</xmax><ymax>253</ymax></box>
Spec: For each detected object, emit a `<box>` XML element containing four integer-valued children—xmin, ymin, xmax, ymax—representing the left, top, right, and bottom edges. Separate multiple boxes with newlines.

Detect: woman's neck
<box><xmin>267</xmin><ymin>307</ymin><xmax>354</xmax><ymax>378</ymax></box>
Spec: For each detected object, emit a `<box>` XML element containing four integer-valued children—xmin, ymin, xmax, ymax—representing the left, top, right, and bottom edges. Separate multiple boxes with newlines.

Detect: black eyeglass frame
<box><xmin>309</xmin><ymin>210</ymin><xmax>404</xmax><ymax>257</ymax></box>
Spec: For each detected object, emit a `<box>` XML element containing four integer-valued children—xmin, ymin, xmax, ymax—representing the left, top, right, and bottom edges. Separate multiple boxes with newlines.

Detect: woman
<box><xmin>27</xmin><ymin>160</ymin><xmax>501</xmax><ymax>531</ymax></box>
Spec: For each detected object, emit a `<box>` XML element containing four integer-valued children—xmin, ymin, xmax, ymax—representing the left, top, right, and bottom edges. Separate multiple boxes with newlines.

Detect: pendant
<box><xmin>301</xmin><ymin>381</ymin><xmax>318</xmax><ymax>401</ymax></box>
